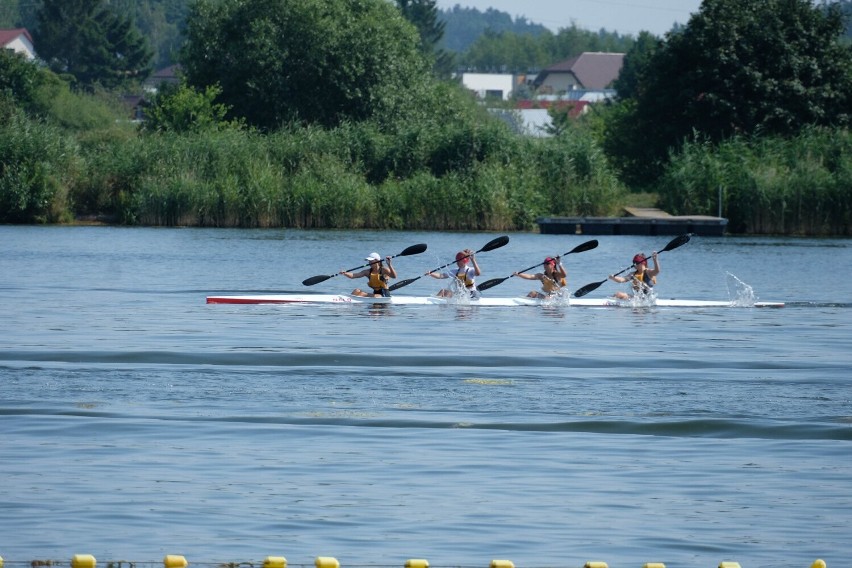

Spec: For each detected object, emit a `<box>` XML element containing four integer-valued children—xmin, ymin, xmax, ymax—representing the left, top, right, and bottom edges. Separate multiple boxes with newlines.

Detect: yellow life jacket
<box><xmin>368</xmin><ymin>269</ymin><xmax>388</xmax><ymax>293</ymax></box>
<box><xmin>632</xmin><ymin>271</ymin><xmax>656</xmax><ymax>292</ymax></box>
<box><xmin>453</xmin><ymin>266</ymin><xmax>475</xmax><ymax>288</ymax></box>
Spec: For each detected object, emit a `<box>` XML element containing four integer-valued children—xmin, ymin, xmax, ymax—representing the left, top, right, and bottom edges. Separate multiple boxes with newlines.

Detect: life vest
<box><xmin>632</xmin><ymin>271</ymin><xmax>655</xmax><ymax>292</ymax></box>
<box><xmin>368</xmin><ymin>267</ymin><xmax>388</xmax><ymax>293</ymax></box>
<box><xmin>452</xmin><ymin>266</ymin><xmax>476</xmax><ymax>288</ymax></box>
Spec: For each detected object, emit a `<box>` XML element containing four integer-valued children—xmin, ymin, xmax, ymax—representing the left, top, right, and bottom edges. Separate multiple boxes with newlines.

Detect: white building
<box><xmin>0</xmin><ymin>28</ymin><xmax>36</xmax><ymax>60</ymax></box>
<box><xmin>460</xmin><ymin>73</ymin><xmax>516</xmax><ymax>101</ymax></box>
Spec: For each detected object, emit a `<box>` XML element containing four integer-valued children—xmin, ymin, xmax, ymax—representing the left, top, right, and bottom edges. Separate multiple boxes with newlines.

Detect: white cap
<box><xmin>365</xmin><ymin>252</ymin><xmax>381</xmax><ymax>261</ymax></box>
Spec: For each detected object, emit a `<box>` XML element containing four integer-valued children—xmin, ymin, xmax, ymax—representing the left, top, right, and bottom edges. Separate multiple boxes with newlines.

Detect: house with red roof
<box><xmin>0</xmin><ymin>28</ymin><xmax>36</xmax><ymax>60</ymax></box>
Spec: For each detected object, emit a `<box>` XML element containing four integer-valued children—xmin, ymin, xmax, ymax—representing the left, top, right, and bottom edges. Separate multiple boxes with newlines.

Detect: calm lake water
<box><xmin>1</xmin><ymin>226</ymin><xmax>851</xmax><ymax>568</ymax></box>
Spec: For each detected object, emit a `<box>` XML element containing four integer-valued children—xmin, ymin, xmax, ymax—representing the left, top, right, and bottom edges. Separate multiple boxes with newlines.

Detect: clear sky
<box><xmin>436</xmin><ymin>0</ymin><xmax>704</xmax><ymax>36</ymax></box>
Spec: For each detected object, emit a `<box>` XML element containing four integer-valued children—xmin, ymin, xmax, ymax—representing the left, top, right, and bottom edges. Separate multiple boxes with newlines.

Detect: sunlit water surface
<box><xmin>2</xmin><ymin>226</ymin><xmax>850</xmax><ymax>568</ymax></box>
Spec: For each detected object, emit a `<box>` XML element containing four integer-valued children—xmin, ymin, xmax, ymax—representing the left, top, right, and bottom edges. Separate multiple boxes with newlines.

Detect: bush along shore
<box><xmin>1</xmin><ymin>107</ymin><xmax>850</xmax><ymax>235</ymax></box>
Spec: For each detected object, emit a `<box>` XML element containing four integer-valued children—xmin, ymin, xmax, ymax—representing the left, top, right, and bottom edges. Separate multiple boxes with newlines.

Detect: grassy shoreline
<box><xmin>2</xmin><ymin>110</ymin><xmax>850</xmax><ymax>235</ymax></box>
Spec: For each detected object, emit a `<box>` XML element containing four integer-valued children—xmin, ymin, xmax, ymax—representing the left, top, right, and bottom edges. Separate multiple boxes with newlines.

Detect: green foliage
<box><xmin>461</xmin><ymin>29</ymin><xmax>552</xmax><ymax>72</ymax></box>
<box><xmin>125</xmin><ymin>0</ymin><xmax>187</xmax><ymax>68</ymax></box>
<box><xmin>181</xmin><ymin>0</ymin><xmax>430</xmax><ymax>131</ymax></box>
<box><xmin>608</xmin><ymin>0</ymin><xmax>852</xmax><ymax>185</ymax></box>
<box><xmin>658</xmin><ymin>128</ymin><xmax>852</xmax><ymax>235</ymax></box>
<box><xmin>612</xmin><ymin>31</ymin><xmax>661</xmax><ymax>100</ymax></box>
<box><xmin>34</xmin><ymin>0</ymin><xmax>153</xmax><ymax>91</ymax></box>
<box><xmin>41</xmin><ymin>81</ymin><xmax>131</xmax><ymax>131</ymax></box>
<box><xmin>460</xmin><ymin>24</ymin><xmax>635</xmax><ymax>72</ymax></box>
<box><xmin>65</xmin><ymin>105</ymin><xmax>626</xmax><ymax>230</ymax></box>
<box><xmin>439</xmin><ymin>5</ymin><xmax>549</xmax><ymax>53</ymax></box>
<box><xmin>528</xmin><ymin>131</ymin><xmax>625</xmax><ymax>217</ymax></box>
<box><xmin>0</xmin><ymin>49</ymin><xmax>45</xmax><ymax>115</ymax></box>
<box><xmin>0</xmin><ymin>0</ymin><xmax>21</xmax><ymax>27</ymax></box>
<box><xmin>0</xmin><ymin>108</ymin><xmax>81</xmax><ymax>223</ymax></box>
<box><xmin>0</xmin><ymin>49</ymin><xmax>128</xmax><ymax>130</ymax></box>
<box><xmin>396</xmin><ymin>0</ymin><xmax>454</xmax><ymax>77</ymax></box>
<box><xmin>143</xmin><ymin>82</ymin><xmax>238</xmax><ymax>133</ymax></box>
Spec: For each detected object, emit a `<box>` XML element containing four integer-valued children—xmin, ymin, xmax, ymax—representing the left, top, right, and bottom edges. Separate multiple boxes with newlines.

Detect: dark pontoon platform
<box><xmin>537</xmin><ymin>207</ymin><xmax>728</xmax><ymax>237</ymax></box>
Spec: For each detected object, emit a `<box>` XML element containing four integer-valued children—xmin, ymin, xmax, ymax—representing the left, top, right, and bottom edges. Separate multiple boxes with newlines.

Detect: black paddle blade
<box><xmin>481</xmin><ymin>235</ymin><xmax>510</xmax><ymax>252</ymax></box>
<box><xmin>569</xmin><ymin>239</ymin><xmax>599</xmax><ymax>254</ymax></box>
<box><xmin>399</xmin><ymin>243</ymin><xmax>428</xmax><ymax>256</ymax></box>
<box><xmin>659</xmin><ymin>234</ymin><xmax>691</xmax><ymax>253</ymax></box>
<box><xmin>302</xmin><ymin>274</ymin><xmax>333</xmax><ymax>286</ymax></box>
<box><xmin>388</xmin><ymin>277</ymin><xmax>419</xmax><ymax>292</ymax></box>
<box><xmin>573</xmin><ymin>279</ymin><xmax>606</xmax><ymax>298</ymax></box>
<box><xmin>476</xmin><ymin>277</ymin><xmax>508</xmax><ymax>292</ymax></box>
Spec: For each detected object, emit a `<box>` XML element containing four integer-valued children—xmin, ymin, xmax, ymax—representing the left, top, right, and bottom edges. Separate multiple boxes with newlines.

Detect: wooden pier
<box><xmin>537</xmin><ymin>207</ymin><xmax>728</xmax><ymax>237</ymax></box>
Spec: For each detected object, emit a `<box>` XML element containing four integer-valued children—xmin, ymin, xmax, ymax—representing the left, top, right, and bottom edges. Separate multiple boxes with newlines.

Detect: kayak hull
<box><xmin>206</xmin><ymin>294</ymin><xmax>784</xmax><ymax>308</ymax></box>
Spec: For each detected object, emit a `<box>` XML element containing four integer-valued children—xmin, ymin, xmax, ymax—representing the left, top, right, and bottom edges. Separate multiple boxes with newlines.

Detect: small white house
<box><xmin>0</xmin><ymin>28</ymin><xmax>36</xmax><ymax>60</ymax></box>
<box><xmin>460</xmin><ymin>73</ymin><xmax>516</xmax><ymax>101</ymax></box>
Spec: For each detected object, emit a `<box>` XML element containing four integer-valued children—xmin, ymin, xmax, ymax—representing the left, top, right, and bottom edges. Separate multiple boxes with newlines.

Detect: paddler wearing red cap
<box><xmin>513</xmin><ymin>256</ymin><xmax>567</xmax><ymax>299</ymax></box>
<box><xmin>427</xmin><ymin>249</ymin><xmax>481</xmax><ymax>298</ymax></box>
<box><xmin>609</xmin><ymin>251</ymin><xmax>659</xmax><ymax>299</ymax></box>
<box><xmin>341</xmin><ymin>252</ymin><xmax>397</xmax><ymax>297</ymax></box>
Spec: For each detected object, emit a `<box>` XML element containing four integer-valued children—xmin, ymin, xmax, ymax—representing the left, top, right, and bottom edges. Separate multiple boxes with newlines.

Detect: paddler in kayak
<box><xmin>513</xmin><ymin>256</ymin><xmax>567</xmax><ymax>299</ymax></box>
<box><xmin>340</xmin><ymin>252</ymin><xmax>397</xmax><ymax>297</ymax></box>
<box><xmin>427</xmin><ymin>249</ymin><xmax>481</xmax><ymax>298</ymax></box>
<box><xmin>609</xmin><ymin>252</ymin><xmax>659</xmax><ymax>299</ymax></box>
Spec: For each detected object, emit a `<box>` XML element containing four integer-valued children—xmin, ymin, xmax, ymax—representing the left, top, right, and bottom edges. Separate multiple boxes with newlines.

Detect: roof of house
<box><xmin>533</xmin><ymin>52</ymin><xmax>625</xmax><ymax>90</ymax></box>
<box><xmin>0</xmin><ymin>28</ymin><xmax>33</xmax><ymax>48</ymax></box>
<box><xmin>151</xmin><ymin>64</ymin><xmax>181</xmax><ymax>80</ymax></box>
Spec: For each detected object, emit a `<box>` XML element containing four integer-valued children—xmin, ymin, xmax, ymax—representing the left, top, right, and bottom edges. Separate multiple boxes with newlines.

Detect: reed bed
<box><xmin>658</xmin><ymin>127</ymin><xmax>851</xmax><ymax>235</ymax></box>
<box><xmin>68</xmin><ymin>119</ymin><xmax>626</xmax><ymax>230</ymax></box>
<box><xmin>5</xmin><ymin>105</ymin><xmax>849</xmax><ymax>235</ymax></box>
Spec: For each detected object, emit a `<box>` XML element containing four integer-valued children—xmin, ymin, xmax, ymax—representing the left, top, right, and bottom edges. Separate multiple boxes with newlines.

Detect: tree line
<box><xmin>1</xmin><ymin>0</ymin><xmax>851</xmax><ymax>235</ymax></box>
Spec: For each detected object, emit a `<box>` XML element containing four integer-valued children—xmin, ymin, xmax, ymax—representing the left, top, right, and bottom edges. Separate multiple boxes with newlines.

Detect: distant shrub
<box><xmin>0</xmin><ymin>109</ymin><xmax>81</xmax><ymax>223</ymax></box>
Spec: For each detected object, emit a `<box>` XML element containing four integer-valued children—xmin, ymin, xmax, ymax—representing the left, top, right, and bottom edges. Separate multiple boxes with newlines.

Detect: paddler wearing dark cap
<box><xmin>513</xmin><ymin>256</ymin><xmax>567</xmax><ymax>299</ymax></box>
<box><xmin>609</xmin><ymin>251</ymin><xmax>659</xmax><ymax>299</ymax></box>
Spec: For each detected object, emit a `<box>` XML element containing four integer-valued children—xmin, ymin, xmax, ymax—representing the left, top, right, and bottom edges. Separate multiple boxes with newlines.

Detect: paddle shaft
<box><xmin>477</xmin><ymin>239</ymin><xmax>598</xmax><ymax>292</ymax></box>
<box><xmin>388</xmin><ymin>235</ymin><xmax>510</xmax><ymax>292</ymax></box>
<box><xmin>572</xmin><ymin>234</ymin><xmax>691</xmax><ymax>298</ymax></box>
<box><xmin>302</xmin><ymin>243</ymin><xmax>427</xmax><ymax>286</ymax></box>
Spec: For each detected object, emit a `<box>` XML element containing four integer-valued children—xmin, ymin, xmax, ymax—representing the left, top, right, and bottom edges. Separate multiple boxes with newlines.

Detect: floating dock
<box><xmin>537</xmin><ymin>207</ymin><xmax>728</xmax><ymax>237</ymax></box>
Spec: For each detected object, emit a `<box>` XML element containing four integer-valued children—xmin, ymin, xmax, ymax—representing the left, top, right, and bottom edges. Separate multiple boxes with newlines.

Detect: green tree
<box><xmin>143</xmin><ymin>82</ymin><xmax>238</xmax><ymax>133</ymax></box>
<box><xmin>181</xmin><ymin>0</ymin><xmax>430</xmax><ymax>131</ymax></box>
<box><xmin>396</xmin><ymin>0</ymin><xmax>454</xmax><ymax>77</ymax></box>
<box><xmin>0</xmin><ymin>0</ymin><xmax>20</xmax><ymax>27</ymax></box>
<box><xmin>459</xmin><ymin>24</ymin><xmax>634</xmax><ymax>73</ymax></box>
<box><xmin>0</xmin><ymin>49</ymin><xmax>43</xmax><ymax>115</ymax></box>
<box><xmin>612</xmin><ymin>31</ymin><xmax>661</xmax><ymax>100</ymax></box>
<box><xmin>34</xmin><ymin>0</ymin><xmax>152</xmax><ymax>91</ymax></box>
<box><xmin>608</xmin><ymin>0</ymin><xmax>852</xmax><ymax>186</ymax></box>
<box><xmin>439</xmin><ymin>5</ymin><xmax>549</xmax><ymax>53</ymax></box>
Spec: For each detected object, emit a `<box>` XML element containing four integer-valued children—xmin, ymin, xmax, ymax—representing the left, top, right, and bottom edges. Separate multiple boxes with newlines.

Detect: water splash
<box><xmin>541</xmin><ymin>289</ymin><xmax>571</xmax><ymax>306</ymax></box>
<box><xmin>726</xmin><ymin>272</ymin><xmax>756</xmax><ymax>306</ymax></box>
<box><xmin>627</xmin><ymin>289</ymin><xmax>657</xmax><ymax>308</ymax></box>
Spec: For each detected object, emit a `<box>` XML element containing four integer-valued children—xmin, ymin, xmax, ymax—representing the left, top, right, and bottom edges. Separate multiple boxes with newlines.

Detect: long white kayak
<box><xmin>206</xmin><ymin>294</ymin><xmax>784</xmax><ymax>308</ymax></box>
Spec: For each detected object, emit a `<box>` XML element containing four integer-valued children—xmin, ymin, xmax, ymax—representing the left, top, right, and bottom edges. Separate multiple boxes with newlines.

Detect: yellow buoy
<box><xmin>263</xmin><ymin>557</ymin><xmax>286</xmax><ymax>568</ymax></box>
<box><xmin>72</xmin><ymin>555</ymin><xmax>96</xmax><ymax>568</ymax></box>
<box><xmin>490</xmin><ymin>561</ymin><xmax>514</xmax><ymax>568</ymax></box>
<box><xmin>811</xmin><ymin>560</ymin><xmax>826</xmax><ymax>568</ymax></box>
<box><xmin>1</xmin><ymin>554</ymin><xmax>4</xmax><ymax>568</ymax></box>
<box><xmin>643</xmin><ymin>564</ymin><xmax>666</xmax><ymax>568</ymax></box>
<box><xmin>719</xmin><ymin>563</ymin><xmax>742</xmax><ymax>568</ymax></box>
<box><xmin>405</xmin><ymin>560</ymin><xmax>429</xmax><ymax>568</ymax></box>
<box><xmin>584</xmin><ymin>562</ymin><xmax>609</xmax><ymax>568</ymax></box>
<box><xmin>164</xmin><ymin>555</ymin><xmax>188</xmax><ymax>568</ymax></box>
<box><xmin>315</xmin><ymin>557</ymin><xmax>339</xmax><ymax>568</ymax></box>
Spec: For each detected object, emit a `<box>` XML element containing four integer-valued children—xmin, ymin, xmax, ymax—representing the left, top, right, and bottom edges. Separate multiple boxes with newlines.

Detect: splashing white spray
<box><xmin>725</xmin><ymin>272</ymin><xmax>756</xmax><ymax>306</ymax></box>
